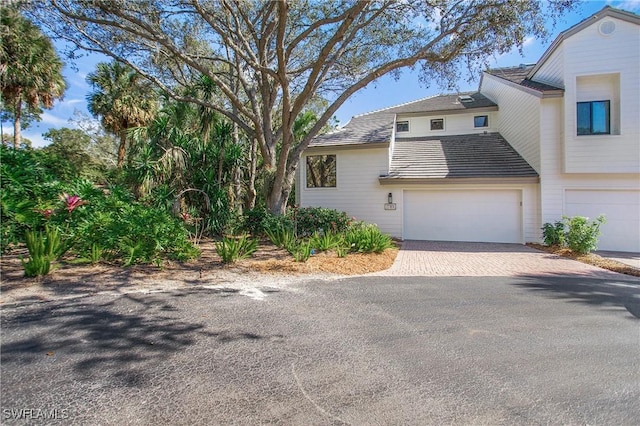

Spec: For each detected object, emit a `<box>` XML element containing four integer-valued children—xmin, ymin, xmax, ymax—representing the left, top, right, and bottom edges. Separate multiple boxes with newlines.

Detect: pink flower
<box><xmin>181</xmin><ymin>212</ymin><xmax>191</xmax><ymax>222</ymax></box>
<box><xmin>60</xmin><ymin>193</ymin><xmax>88</xmax><ymax>213</ymax></box>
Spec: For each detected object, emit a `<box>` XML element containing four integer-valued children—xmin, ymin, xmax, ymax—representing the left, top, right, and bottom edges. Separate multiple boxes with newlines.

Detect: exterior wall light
<box><xmin>388</xmin><ymin>192</ymin><xmax>393</xmax><ymax>204</ymax></box>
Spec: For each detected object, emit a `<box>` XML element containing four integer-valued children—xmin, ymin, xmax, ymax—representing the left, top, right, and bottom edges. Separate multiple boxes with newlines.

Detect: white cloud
<box><xmin>607</xmin><ymin>0</ymin><xmax>640</xmax><ymax>12</ymax></box>
<box><xmin>39</xmin><ymin>112</ymin><xmax>71</xmax><ymax>127</ymax></box>
<box><xmin>64</xmin><ymin>98</ymin><xmax>85</xmax><ymax>106</ymax></box>
<box><xmin>523</xmin><ymin>36</ymin><xmax>535</xmax><ymax>47</ymax></box>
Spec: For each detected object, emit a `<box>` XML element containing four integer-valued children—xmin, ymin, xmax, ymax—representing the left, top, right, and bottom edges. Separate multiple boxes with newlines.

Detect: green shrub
<box><xmin>21</xmin><ymin>227</ymin><xmax>62</xmax><ymax>277</ymax></box>
<box><xmin>542</xmin><ymin>221</ymin><xmax>565</xmax><ymax>246</ymax></box>
<box><xmin>345</xmin><ymin>222</ymin><xmax>393</xmax><ymax>253</ymax></box>
<box><xmin>563</xmin><ymin>215</ymin><xmax>606</xmax><ymax>254</ymax></box>
<box><xmin>542</xmin><ymin>215</ymin><xmax>606</xmax><ymax>254</ymax></box>
<box><xmin>242</xmin><ymin>207</ymin><xmax>269</xmax><ymax>236</ymax></box>
<box><xmin>46</xmin><ymin>183</ymin><xmax>199</xmax><ymax>265</ymax></box>
<box><xmin>262</xmin><ymin>212</ymin><xmax>294</xmax><ymax>235</ymax></box>
<box><xmin>215</xmin><ymin>235</ymin><xmax>258</xmax><ymax>263</ymax></box>
<box><xmin>292</xmin><ymin>206</ymin><xmax>351</xmax><ymax>237</ymax></box>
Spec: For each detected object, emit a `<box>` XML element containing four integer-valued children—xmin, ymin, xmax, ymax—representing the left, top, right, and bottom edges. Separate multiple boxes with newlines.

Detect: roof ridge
<box><xmin>353</xmin><ymin>94</ymin><xmax>441</xmax><ymax>118</ymax></box>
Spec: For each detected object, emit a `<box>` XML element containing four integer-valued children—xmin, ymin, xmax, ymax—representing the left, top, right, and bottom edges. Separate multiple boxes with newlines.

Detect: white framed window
<box><xmin>396</xmin><ymin>120</ymin><xmax>409</xmax><ymax>132</ymax></box>
<box><xmin>430</xmin><ymin>118</ymin><xmax>444</xmax><ymax>131</ymax></box>
<box><xmin>577</xmin><ymin>100</ymin><xmax>610</xmax><ymax>135</ymax></box>
<box><xmin>306</xmin><ymin>155</ymin><xmax>337</xmax><ymax>188</ymax></box>
<box><xmin>474</xmin><ymin>115</ymin><xmax>489</xmax><ymax>128</ymax></box>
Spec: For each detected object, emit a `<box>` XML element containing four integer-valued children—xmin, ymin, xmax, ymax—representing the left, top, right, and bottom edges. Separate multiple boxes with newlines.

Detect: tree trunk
<box><xmin>266</xmin><ymin>169</ymin><xmax>295</xmax><ymax>215</ymax></box>
<box><xmin>13</xmin><ymin>95</ymin><xmax>21</xmax><ymax>149</ymax></box>
<box><xmin>244</xmin><ymin>137</ymin><xmax>258</xmax><ymax>211</ymax></box>
<box><xmin>117</xmin><ymin>131</ymin><xmax>127</xmax><ymax>168</ymax></box>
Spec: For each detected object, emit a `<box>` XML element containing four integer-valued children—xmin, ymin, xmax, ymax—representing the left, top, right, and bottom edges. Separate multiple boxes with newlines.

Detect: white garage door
<box><xmin>564</xmin><ymin>190</ymin><xmax>640</xmax><ymax>252</ymax></box>
<box><xmin>403</xmin><ymin>190</ymin><xmax>522</xmax><ymax>243</ymax></box>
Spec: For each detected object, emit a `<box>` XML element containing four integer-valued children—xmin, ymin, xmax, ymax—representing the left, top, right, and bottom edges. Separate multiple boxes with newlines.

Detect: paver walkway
<box><xmin>375</xmin><ymin>240</ymin><xmax>634</xmax><ymax>278</ymax></box>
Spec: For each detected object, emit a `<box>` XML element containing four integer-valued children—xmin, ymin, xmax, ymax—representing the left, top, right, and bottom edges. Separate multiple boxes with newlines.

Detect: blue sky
<box><xmin>5</xmin><ymin>0</ymin><xmax>639</xmax><ymax>147</ymax></box>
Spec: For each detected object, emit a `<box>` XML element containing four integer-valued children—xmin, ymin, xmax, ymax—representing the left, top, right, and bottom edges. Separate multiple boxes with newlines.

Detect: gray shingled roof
<box><xmin>308</xmin><ymin>111</ymin><xmax>394</xmax><ymax>147</ymax></box>
<box><xmin>385</xmin><ymin>92</ymin><xmax>496</xmax><ymax>114</ymax></box>
<box><xmin>309</xmin><ymin>92</ymin><xmax>496</xmax><ymax>148</ymax></box>
<box><xmin>381</xmin><ymin>133</ymin><xmax>538</xmax><ymax>180</ymax></box>
<box><xmin>486</xmin><ymin>65</ymin><xmax>563</xmax><ymax>92</ymax></box>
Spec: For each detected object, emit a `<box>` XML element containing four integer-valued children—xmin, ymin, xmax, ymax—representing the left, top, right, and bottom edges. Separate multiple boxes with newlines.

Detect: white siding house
<box><xmin>300</xmin><ymin>6</ymin><xmax>640</xmax><ymax>252</ymax></box>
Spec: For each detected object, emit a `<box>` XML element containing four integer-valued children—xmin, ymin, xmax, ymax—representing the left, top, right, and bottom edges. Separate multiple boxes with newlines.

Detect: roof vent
<box><xmin>458</xmin><ymin>95</ymin><xmax>474</xmax><ymax>103</ymax></box>
<box><xmin>599</xmin><ymin>20</ymin><xmax>616</xmax><ymax>36</ymax></box>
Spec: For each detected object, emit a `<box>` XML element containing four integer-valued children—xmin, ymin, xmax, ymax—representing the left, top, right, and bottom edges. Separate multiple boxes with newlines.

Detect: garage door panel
<box><xmin>403</xmin><ymin>190</ymin><xmax>521</xmax><ymax>243</ymax></box>
<box><xmin>565</xmin><ymin>190</ymin><xmax>640</xmax><ymax>252</ymax></box>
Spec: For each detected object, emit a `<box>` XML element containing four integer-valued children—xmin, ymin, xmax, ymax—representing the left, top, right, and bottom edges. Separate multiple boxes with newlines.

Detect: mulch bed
<box><xmin>527</xmin><ymin>243</ymin><xmax>640</xmax><ymax>277</ymax></box>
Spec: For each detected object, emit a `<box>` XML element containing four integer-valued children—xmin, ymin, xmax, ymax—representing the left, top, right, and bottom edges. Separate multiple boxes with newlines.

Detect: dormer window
<box><xmin>577</xmin><ymin>100</ymin><xmax>610</xmax><ymax>135</ymax></box>
<box><xmin>396</xmin><ymin>120</ymin><xmax>409</xmax><ymax>132</ymax></box>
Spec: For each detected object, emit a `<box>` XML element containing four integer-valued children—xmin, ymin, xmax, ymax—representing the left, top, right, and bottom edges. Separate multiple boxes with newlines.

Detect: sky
<box><xmin>4</xmin><ymin>0</ymin><xmax>639</xmax><ymax>148</ymax></box>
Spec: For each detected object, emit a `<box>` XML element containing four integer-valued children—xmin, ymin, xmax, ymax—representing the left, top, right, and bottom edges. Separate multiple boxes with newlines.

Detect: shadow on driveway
<box><xmin>512</xmin><ymin>274</ymin><xmax>640</xmax><ymax>320</ymax></box>
<box><xmin>0</xmin><ymin>290</ymin><xmax>267</xmax><ymax>387</ymax></box>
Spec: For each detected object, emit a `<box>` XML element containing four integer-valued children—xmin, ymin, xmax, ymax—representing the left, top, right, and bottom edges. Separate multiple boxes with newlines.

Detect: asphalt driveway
<box><xmin>2</xmin><ymin>272</ymin><xmax>639</xmax><ymax>425</ymax></box>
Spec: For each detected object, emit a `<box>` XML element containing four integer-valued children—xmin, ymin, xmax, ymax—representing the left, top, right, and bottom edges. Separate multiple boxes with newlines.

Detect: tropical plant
<box><xmin>127</xmin><ymin>89</ymin><xmax>245</xmax><ymax>236</ymax></box>
<box><xmin>0</xmin><ymin>7</ymin><xmax>66</xmax><ymax>148</ymax></box>
<box><xmin>265</xmin><ymin>224</ymin><xmax>297</xmax><ymax>250</ymax></box>
<box><xmin>345</xmin><ymin>222</ymin><xmax>393</xmax><ymax>254</ymax></box>
<box><xmin>21</xmin><ymin>226</ymin><xmax>61</xmax><ymax>277</ymax></box>
<box><xmin>215</xmin><ymin>235</ymin><xmax>258</xmax><ymax>263</ymax></box>
<box><xmin>309</xmin><ymin>231</ymin><xmax>343</xmax><ymax>252</ymax></box>
<box><xmin>86</xmin><ymin>61</ymin><xmax>158</xmax><ymax>168</ymax></box>
<box><xmin>289</xmin><ymin>240</ymin><xmax>312</xmax><ymax>263</ymax></box>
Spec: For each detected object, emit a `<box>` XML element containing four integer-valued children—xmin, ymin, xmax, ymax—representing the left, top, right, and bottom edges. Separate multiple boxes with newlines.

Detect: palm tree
<box><xmin>86</xmin><ymin>61</ymin><xmax>157</xmax><ymax>168</ymax></box>
<box><xmin>0</xmin><ymin>7</ymin><xmax>66</xmax><ymax>148</ymax></box>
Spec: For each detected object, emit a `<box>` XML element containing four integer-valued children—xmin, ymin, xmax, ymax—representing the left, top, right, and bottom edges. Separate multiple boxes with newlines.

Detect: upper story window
<box><xmin>474</xmin><ymin>115</ymin><xmax>489</xmax><ymax>128</ymax></box>
<box><xmin>396</xmin><ymin>120</ymin><xmax>409</xmax><ymax>132</ymax></box>
<box><xmin>577</xmin><ymin>100</ymin><xmax>610</xmax><ymax>135</ymax></box>
<box><xmin>430</xmin><ymin>118</ymin><xmax>444</xmax><ymax>131</ymax></box>
<box><xmin>306</xmin><ymin>155</ymin><xmax>336</xmax><ymax>188</ymax></box>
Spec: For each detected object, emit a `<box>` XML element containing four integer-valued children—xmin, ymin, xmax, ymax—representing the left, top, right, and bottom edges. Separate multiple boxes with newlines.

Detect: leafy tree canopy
<box><xmin>26</xmin><ymin>0</ymin><xmax>578</xmax><ymax>212</ymax></box>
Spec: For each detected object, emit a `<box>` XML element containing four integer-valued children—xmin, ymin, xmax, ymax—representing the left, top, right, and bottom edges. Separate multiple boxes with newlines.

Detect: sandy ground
<box><xmin>0</xmin><ymin>241</ymin><xmax>398</xmax><ymax>306</ymax></box>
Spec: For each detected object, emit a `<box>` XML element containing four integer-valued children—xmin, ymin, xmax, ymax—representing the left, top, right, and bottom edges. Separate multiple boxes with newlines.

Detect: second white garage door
<box><xmin>564</xmin><ymin>190</ymin><xmax>640</xmax><ymax>252</ymax></box>
<box><xmin>403</xmin><ymin>190</ymin><xmax>522</xmax><ymax>243</ymax></box>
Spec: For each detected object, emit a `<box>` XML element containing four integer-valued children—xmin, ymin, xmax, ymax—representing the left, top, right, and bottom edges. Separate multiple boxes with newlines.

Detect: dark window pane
<box><xmin>474</xmin><ymin>115</ymin><xmax>488</xmax><ymax>127</ymax></box>
<box><xmin>591</xmin><ymin>101</ymin><xmax>610</xmax><ymax>134</ymax></box>
<box><xmin>430</xmin><ymin>119</ymin><xmax>444</xmax><ymax>130</ymax></box>
<box><xmin>306</xmin><ymin>155</ymin><xmax>336</xmax><ymax>188</ymax></box>
<box><xmin>396</xmin><ymin>121</ymin><xmax>409</xmax><ymax>132</ymax></box>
